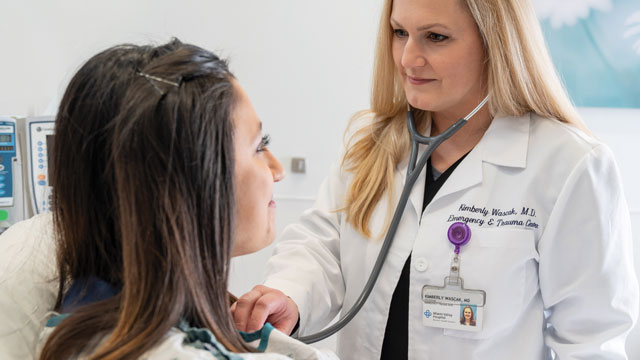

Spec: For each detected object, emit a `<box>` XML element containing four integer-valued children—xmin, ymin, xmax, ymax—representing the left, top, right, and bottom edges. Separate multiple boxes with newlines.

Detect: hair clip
<box><xmin>137</xmin><ymin>71</ymin><xmax>180</xmax><ymax>95</ymax></box>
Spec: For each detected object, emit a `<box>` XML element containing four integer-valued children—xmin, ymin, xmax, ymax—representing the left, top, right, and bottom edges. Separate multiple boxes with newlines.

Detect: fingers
<box><xmin>246</xmin><ymin>290</ymin><xmax>291</xmax><ymax>332</ymax></box>
<box><xmin>233</xmin><ymin>286</ymin><xmax>266</xmax><ymax>332</ymax></box>
<box><xmin>266</xmin><ymin>296</ymin><xmax>299</xmax><ymax>335</ymax></box>
<box><xmin>231</xmin><ymin>285</ymin><xmax>299</xmax><ymax>333</ymax></box>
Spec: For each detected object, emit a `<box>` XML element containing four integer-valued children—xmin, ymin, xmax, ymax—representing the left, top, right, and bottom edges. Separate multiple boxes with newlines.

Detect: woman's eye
<box><xmin>427</xmin><ymin>32</ymin><xmax>448</xmax><ymax>42</ymax></box>
<box><xmin>257</xmin><ymin>134</ymin><xmax>271</xmax><ymax>152</ymax></box>
<box><xmin>392</xmin><ymin>29</ymin><xmax>408</xmax><ymax>38</ymax></box>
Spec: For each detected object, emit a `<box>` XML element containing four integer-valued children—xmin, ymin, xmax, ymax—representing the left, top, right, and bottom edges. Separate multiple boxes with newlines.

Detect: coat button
<box><xmin>414</xmin><ymin>257</ymin><xmax>429</xmax><ymax>272</ymax></box>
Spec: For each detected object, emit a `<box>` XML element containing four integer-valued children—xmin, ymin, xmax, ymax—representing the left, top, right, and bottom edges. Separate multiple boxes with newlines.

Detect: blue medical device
<box><xmin>0</xmin><ymin>117</ymin><xmax>24</xmax><ymax>231</ymax></box>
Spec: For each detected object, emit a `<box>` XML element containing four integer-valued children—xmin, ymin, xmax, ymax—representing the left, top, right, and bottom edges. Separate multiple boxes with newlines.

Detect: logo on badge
<box><xmin>424</xmin><ymin>310</ymin><xmax>432</xmax><ymax>318</ymax></box>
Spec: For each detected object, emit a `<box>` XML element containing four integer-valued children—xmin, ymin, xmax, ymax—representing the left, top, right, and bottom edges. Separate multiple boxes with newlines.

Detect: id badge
<box><xmin>422</xmin><ymin>277</ymin><xmax>486</xmax><ymax>332</ymax></box>
<box><xmin>421</xmin><ymin>222</ymin><xmax>486</xmax><ymax>332</ymax></box>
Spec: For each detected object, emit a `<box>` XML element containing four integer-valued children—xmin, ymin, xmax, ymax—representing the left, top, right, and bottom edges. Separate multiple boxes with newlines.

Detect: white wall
<box><xmin>3</xmin><ymin>0</ymin><xmax>640</xmax><ymax>356</ymax></box>
<box><xmin>1</xmin><ymin>0</ymin><xmax>381</xmax><ymax>200</ymax></box>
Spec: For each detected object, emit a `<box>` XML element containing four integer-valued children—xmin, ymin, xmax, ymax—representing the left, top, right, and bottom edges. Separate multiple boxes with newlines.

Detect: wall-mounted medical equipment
<box><xmin>0</xmin><ymin>116</ymin><xmax>55</xmax><ymax>234</ymax></box>
<box><xmin>0</xmin><ymin>116</ymin><xmax>26</xmax><ymax>232</ymax></box>
<box><xmin>25</xmin><ymin>117</ymin><xmax>55</xmax><ymax>215</ymax></box>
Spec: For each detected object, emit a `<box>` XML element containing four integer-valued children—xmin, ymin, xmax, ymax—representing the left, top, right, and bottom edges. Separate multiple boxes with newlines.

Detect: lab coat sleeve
<box><xmin>263</xmin><ymin>160</ymin><xmax>348</xmax><ymax>335</ymax></box>
<box><xmin>538</xmin><ymin>144</ymin><xmax>639</xmax><ymax>359</ymax></box>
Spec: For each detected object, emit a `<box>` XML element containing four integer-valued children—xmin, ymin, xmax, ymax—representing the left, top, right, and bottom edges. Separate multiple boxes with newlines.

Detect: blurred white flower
<box><xmin>533</xmin><ymin>0</ymin><xmax>612</xmax><ymax>28</ymax></box>
<box><xmin>624</xmin><ymin>11</ymin><xmax>640</xmax><ymax>55</ymax></box>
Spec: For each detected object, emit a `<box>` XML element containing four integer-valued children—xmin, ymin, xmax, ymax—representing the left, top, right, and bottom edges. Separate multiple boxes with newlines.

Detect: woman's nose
<box><xmin>401</xmin><ymin>37</ymin><xmax>427</xmax><ymax>68</ymax></box>
<box><xmin>268</xmin><ymin>152</ymin><xmax>285</xmax><ymax>182</ymax></box>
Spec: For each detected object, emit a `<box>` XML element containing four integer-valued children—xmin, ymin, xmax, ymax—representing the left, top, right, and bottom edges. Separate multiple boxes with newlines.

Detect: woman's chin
<box><xmin>406</xmin><ymin>94</ymin><xmax>436</xmax><ymax>112</ymax></box>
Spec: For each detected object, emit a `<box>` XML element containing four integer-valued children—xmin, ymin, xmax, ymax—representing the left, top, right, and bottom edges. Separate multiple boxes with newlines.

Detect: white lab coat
<box><xmin>264</xmin><ymin>113</ymin><xmax>639</xmax><ymax>359</ymax></box>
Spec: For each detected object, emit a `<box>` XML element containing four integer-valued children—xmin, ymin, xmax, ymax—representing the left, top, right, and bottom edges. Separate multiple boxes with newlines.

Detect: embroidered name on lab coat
<box><xmin>447</xmin><ymin>203</ymin><xmax>539</xmax><ymax>229</ymax></box>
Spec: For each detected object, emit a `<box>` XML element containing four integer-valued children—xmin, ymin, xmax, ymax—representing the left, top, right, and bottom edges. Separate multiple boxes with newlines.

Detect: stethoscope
<box><xmin>299</xmin><ymin>95</ymin><xmax>489</xmax><ymax>344</ymax></box>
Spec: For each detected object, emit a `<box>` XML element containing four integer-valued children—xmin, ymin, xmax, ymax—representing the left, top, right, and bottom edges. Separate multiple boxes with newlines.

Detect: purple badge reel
<box><xmin>448</xmin><ymin>221</ymin><xmax>471</xmax><ymax>254</ymax></box>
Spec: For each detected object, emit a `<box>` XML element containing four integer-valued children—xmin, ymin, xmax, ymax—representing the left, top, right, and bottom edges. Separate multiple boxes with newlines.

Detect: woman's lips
<box><xmin>268</xmin><ymin>200</ymin><xmax>276</xmax><ymax>208</ymax></box>
<box><xmin>407</xmin><ymin>75</ymin><xmax>435</xmax><ymax>85</ymax></box>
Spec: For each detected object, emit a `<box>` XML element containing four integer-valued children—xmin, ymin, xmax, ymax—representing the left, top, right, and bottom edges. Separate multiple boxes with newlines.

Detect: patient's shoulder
<box><xmin>0</xmin><ymin>213</ymin><xmax>58</xmax><ymax>360</ymax></box>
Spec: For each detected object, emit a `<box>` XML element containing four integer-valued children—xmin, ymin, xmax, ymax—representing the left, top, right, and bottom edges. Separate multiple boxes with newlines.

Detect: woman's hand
<box><xmin>231</xmin><ymin>285</ymin><xmax>299</xmax><ymax>335</ymax></box>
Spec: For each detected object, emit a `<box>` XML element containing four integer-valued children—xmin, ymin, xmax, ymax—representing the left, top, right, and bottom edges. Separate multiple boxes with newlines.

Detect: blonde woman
<box><xmin>233</xmin><ymin>0</ymin><xmax>638</xmax><ymax>359</ymax></box>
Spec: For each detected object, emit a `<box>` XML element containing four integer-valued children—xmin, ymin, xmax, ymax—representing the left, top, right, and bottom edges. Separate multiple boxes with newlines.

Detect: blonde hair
<box><xmin>342</xmin><ymin>0</ymin><xmax>585</xmax><ymax>238</ymax></box>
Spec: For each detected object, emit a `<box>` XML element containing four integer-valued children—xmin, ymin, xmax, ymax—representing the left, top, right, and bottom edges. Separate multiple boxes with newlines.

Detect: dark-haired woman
<box><xmin>0</xmin><ymin>43</ymin><xmax>167</xmax><ymax>358</ymax></box>
<box><xmin>30</xmin><ymin>40</ymin><xmax>337</xmax><ymax>359</ymax></box>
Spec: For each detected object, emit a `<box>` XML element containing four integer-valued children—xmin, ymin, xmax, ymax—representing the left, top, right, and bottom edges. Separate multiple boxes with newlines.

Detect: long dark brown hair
<box><xmin>41</xmin><ymin>39</ymin><xmax>250</xmax><ymax>359</ymax></box>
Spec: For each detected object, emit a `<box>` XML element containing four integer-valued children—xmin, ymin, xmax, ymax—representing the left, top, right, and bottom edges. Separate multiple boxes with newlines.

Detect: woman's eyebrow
<box><xmin>417</xmin><ymin>23</ymin><xmax>450</xmax><ymax>31</ymax></box>
<box><xmin>390</xmin><ymin>17</ymin><xmax>451</xmax><ymax>31</ymax></box>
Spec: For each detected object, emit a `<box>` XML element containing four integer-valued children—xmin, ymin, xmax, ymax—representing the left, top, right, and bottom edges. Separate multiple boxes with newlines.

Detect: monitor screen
<box><xmin>0</xmin><ymin>134</ymin><xmax>11</xmax><ymax>143</ymax></box>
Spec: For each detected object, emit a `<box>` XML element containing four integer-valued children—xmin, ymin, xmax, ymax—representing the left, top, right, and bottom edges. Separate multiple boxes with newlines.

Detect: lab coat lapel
<box><xmin>430</xmin><ymin>148</ymin><xmax>483</xmax><ymax>205</ymax></box>
<box><xmin>430</xmin><ymin>113</ymin><xmax>531</xmax><ymax>205</ymax></box>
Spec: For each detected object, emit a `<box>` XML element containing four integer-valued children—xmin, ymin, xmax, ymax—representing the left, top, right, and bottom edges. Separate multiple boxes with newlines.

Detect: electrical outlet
<box><xmin>291</xmin><ymin>157</ymin><xmax>306</xmax><ymax>174</ymax></box>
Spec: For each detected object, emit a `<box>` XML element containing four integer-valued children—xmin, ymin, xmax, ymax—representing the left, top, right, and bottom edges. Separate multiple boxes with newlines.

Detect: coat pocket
<box><xmin>443</xmin><ymin>227</ymin><xmax>538</xmax><ymax>339</ymax></box>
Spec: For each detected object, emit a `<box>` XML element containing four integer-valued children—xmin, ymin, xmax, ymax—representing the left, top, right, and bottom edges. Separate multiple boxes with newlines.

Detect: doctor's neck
<box><xmin>430</xmin><ymin>102</ymin><xmax>492</xmax><ymax>139</ymax></box>
<box><xmin>428</xmin><ymin>99</ymin><xmax>492</xmax><ymax>172</ymax></box>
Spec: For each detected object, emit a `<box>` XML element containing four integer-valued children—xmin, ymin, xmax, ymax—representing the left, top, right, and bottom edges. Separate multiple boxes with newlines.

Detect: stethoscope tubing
<box><xmin>298</xmin><ymin>96</ymin><xmax>488</xmax><ymax>344</ymax></box>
